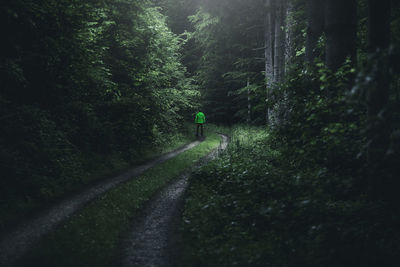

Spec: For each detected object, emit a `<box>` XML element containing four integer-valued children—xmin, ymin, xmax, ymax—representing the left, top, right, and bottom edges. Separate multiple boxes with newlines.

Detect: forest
<box><xmin>1</xmin><ymin>0</ymin><xmax>400</xmax><ymax>266</ymax></box>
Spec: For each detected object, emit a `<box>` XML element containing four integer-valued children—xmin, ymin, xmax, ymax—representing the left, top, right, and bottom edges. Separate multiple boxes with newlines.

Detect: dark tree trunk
<box><xmin>264</xmin><ymin>0</ymin><xmax>275</xmax><ymax>124</ymax></box>
<box><xmin>247</xmin><ymin>77</ymin><xmax>251</xmax><ymax>123</ymax></box>
<box><xmin>368</xmin><ymin>0</ymin><xmax>391</xmax><ymax>52</ymax></box>
<box><xmin>324</xmin><ymin>0</ymin><xmax>357</xmax><ymax>70</ymax></box>
<box><xmin>367</xmin><ymin>0</ymin><xmax>391</xmax><ymax>123</ymax></box>
<box><xmin>366</xmin><ymin>0</ymin><xmax>391</xmax><ymax>197</ymax></box>
<box><xmin>264</xmin><ymin>0</ymin><xmax>275</xmax><ymax>87</ymax></box>
<box><xmin>305</xmin><ymin>0</ymin><xmax>325</xmax><ymax>63</ymax></box>
<box><xmin>285</xmin><ymin>2</ymin><xmax>295</xmax><ymax>64</ymax></box>
<box><xmin>271</xmin><ymin>0</ymin><xmax>287</xmax><ymax>126</ymax></box>
<box><xmin>273</xmin><ymin>0</ymin><xmax>286</xmax><ymax>83</ymax></box>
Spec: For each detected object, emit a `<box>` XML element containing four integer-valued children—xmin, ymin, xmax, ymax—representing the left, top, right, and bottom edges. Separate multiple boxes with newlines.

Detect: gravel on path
<box><xmin>0</xmin><ymin>140</ymin><xmax>203</xmax><ymax>267</ymax></box>
<box><xmin>120</xmin><ymin>134</ymin><xmax>229</xmax><ymax>267</ymax></box>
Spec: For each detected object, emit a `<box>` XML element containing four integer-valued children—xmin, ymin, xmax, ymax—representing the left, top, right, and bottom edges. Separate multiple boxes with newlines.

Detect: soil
<box><xmin>0</xmin><ymin>140</ymin><xmax>203</xmax><ymax>267</ymax></box>
<box><xmin>119</xmin><ymin>135</ymin><xmax>229</xmax><ymax>267</ymax></box>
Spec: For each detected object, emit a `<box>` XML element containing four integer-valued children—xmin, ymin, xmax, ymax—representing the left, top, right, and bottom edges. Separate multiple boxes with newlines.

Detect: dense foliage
<box><xmin>182</xmin><ymin>125</ymin><xmax>400</xmax><ymax>267</ymax></box>
<box><xmin>0</xmin><ymin>0</ymin><xmax>199</xmax><ymax>230</ymax></box>
<box><xmin>1</xmin><ymin>0</ymin><xmax>400</xmax><ymax>265</ymax></box>
<box><xmin>187</xmin><ymin>0</ymin><xmax>267</xmax><ymax>124</ymax></box>
<box><xmin>158</xmin><ymin>0</ymin><xmax>268</xmax><ymax>123</ymax></box>
<box><xmin>181</xmin><ymin>0</ymin><xmax>400</xmax><ymax>266</ymax></box>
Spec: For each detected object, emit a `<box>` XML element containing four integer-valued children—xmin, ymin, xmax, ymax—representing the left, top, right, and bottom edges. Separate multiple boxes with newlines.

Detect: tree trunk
<box><xmin>305</xmin><ymin>0</ymin><xmax>325</xmax><ymax>63</ymax></box>
<box><xmin>264</xmin><ymin>0</ymin><xmax>275</xmax><ymax>124</ymax></box>
<box><xmin>247</xmin><ymin>77</ymin><xmax>251</xmax><ymax>123</ymax></box>
<box><xmin>324</xmin><ymin>0</ymin><xmax>357</xmax><ymax>70</ymax></box>
<box><xmin>285</xmin><ymin>1</ymin><xmax>295</xmax><ymax>65</ymax></box>
<box><xmin>367</xmin><ymin>0</ymin><xmax>391</xmax><ymax>120</ymax></box>
<box><xmin>273</xmin><ymin>0</ymin><xmax>286</xmax><ymax>83</ymax></box>
<box><xmin>267</xmin><ymin>0</ymin><xmax>287</xmax><ymax>126</ymax></box>
<box><xmin>368</xmin><ymin>0</ymin><xmax>390</xmax><ymax>53</ymax></box>
<box><xmin>366</xmin><ymin>0</ymin><xmax>391</xmax><ymax>197</ymax></box>
<box><xmin>264</xmin><ymin>0</ymin><xmax>275</xmax><ymax>86</ymax></box>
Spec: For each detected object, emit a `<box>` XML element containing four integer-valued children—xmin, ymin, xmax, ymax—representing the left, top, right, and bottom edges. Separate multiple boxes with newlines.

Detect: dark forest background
<box><xmin>1</xmin><ymin>0</ymin><xmax>202</xmax><ymax>230</ymax></box>
<box><xmin>1</xmin><ymin>0</ymin><xmax>400</xmax><ymax>265</ymax></box>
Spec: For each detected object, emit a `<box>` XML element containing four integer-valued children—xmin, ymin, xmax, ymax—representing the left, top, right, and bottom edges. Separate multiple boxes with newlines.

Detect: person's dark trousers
<box><xmin>196</xmin><ymin>123</ymin><xmax>203</xmax><ymax>136</ymax></box>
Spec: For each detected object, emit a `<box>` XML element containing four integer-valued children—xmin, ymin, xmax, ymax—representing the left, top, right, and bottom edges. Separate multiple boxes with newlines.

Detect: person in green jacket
<box><xmin>195</xmin><ymin>111</ymin><xmax>206</xmax><ymax>137</ymax></box>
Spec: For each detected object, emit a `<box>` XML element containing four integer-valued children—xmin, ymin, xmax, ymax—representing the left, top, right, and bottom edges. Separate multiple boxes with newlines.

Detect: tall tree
<box><xmin>0</xmin><ymin>0</ymin><xmax>200</xmax><ymax>218</ymax></box>
<box><xmin>305</xmin><ymin>0</ymin><xmax>325</xmax><ymax>63</ymax></box>
<box><xmin>366</xmin><ymin>0</ymin><xmax>392</xmax><ymax>195</ymax></box>
<box><xmin>265</xmin><ymin>0</ymin><xmax>288</xmax><ymax>125</ymax></box>
<box><xmin>264</xmin><ymin>0</ymin><xmax>275</xmax><ymax>87</ymax></box>
<box><xmin>188</xmin><ymin>0</ymin><xmax>266</xmax><ymax>123</ymax></box>
<box><xmin>324</xmin><ymin>0</ymin><xmax>357</xmax><ymax>70</ymax></box>
<box><xmin>264</xmin><ymin>0</ymin><xmax>275</xmax><ymax>123</ymax></box>
<box><xmin>285</xmin><ymin>1</ymin><xmax>296</xmax><ymax>65</ymax></box>
<box><xmin>368</xmin><ymin>0</ymin><xmax>391</xmax><ymax>52</ymax></box>
<box><xmin>273</xmin><ymin>0</ymin><xmax>287</xmax><ymax>83</ymax></box>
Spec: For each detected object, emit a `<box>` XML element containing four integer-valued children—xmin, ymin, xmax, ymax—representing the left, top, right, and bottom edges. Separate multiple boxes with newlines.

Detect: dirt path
<box><xmin>120</xmin><ymin>134</ymin><xmax>229</xmax><ymax>267</ymax></box>
<box><xmin>0</xmin><ymin>140</ymin><xmax>203</xmax><ymax>267</ymax></box>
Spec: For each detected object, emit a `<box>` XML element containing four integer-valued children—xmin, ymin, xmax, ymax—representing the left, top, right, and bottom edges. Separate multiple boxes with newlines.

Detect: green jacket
<box><xmin>195</xmin><ymin>112</ymin><xmax>206</xmax><ymax>124</ymax></box>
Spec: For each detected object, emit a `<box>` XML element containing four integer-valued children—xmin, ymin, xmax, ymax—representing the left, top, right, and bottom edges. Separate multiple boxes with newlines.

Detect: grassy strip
<box><xmin>78</xmin><ymin>130</ymin><xmax>194</xmax><ymax>185</ymax></box>
<box><xmin>19</xmin><ymin>130</ymin><xmax>221</xmax><ymax>267</ymax></box>
<box><xmin>0</xmin><ymin>127</ymin><xmax>194</xmax><ymax>233</ymax></box>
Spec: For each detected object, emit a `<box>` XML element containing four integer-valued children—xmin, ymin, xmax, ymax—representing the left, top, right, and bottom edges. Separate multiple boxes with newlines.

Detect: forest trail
<box><xmin>0</xmin><ymin>139</ymin><xmax>204</xmax><ymax>267</ymax></box>
<box><xmin>119</xmin><ymin>134</ymin><xmax>229</xmax><ymax>267</ymax></box>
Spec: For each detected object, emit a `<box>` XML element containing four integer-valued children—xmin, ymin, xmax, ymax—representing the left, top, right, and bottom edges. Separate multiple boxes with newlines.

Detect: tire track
<box><xmin>0</xmin><ymin>140</ymin><xmax>203</xmax><ymax>267</ymax></box>
<box><xmin>120</xmin><ymin>134</ymin><xmax>229</xmax><ymax>267</ymax></box>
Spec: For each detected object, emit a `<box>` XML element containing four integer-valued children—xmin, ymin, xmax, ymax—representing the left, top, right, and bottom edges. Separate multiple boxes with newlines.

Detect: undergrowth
<box><xmin>181</xmin><ymin>126</ymin><xmax>400</xmax><ymax>267</ymax></box>
<box><xmin>0</xmin><ymin>123</ymin><xmax>193</xmax><ymax>233</ymax></box>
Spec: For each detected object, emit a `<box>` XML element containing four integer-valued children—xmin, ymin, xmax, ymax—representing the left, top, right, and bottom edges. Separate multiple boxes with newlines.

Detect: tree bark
<box><xmin>366</xmin><ymin>0</ymin><xmax>391</xmax><ymax>197</ymax></box>
<box><xmin>264</xmin><ymin>0</ymin><xmax>275</xmax><ymax>87</ymax></box>
<box><xmin>367</xmin><ymin>0</ymin><xmax>391</xmax><ymax>120</ymax></box>
<box><xmin>305</xmin><ymin>0</ymin><xmax>325</xmax><ymax>63</ymax></box>
<box><xmin>368</xmin><ymin>0</ymin><xmax>390</xmax><ymax>53</ymax></box>
<box><xmin>247</xmin><ymin>77</ymin><xmax>251</xmax><ymax>123</ymax></box>
<box><xmin>324</xmin><ymin>0</ymin><xmax>357</xmax><ymax>70</ymax></box>
<box><xmin>264</xmin><ymin>0</ymin><xmax>275</xmax><ymax>124</ymax></box>
<box><xmin>273</xmin><ymin>0</ymin><xmax>286</xmax><ymax>83</ymax></box>
<box><xmin>268</xmin><ymin>0</ymin><xmax>287</xmax><ymax>125</ymax></box>
<box><xmin>285</xmin><ymin>1</ymin><xmax>295</xmax><ymax>65</ymax></box>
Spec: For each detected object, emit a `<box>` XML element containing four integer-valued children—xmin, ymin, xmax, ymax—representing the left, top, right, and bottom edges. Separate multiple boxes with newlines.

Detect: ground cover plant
<box><xmin>18</xmin><ymin>128</ymin><xmax>222</xmax><ymax>267</ymax></box>
<box><xmin>2</xmin><ymin>0</ymin><xmax>400</xmax><ymax>266</ymax></box>
<box><xmin>181</xmin><ymin>125</ymin><xmax>400</xmax><ymax>267</ymax></box>
<box><xmin>0</xmin><ymin>123</ymin><xmax>194</xmax><ymax>233</ymax></box>
<box><xmin>0</xmin><ymin>0</ymin><xmax>200</xmax><ymax>233</ymax></box>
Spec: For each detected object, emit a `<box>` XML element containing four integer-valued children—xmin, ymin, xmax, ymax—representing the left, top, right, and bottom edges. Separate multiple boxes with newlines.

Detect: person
<box><xmin>195</xmin><ymin>111</ymin><xmax>206</xmax><ymax>137</ymax></box>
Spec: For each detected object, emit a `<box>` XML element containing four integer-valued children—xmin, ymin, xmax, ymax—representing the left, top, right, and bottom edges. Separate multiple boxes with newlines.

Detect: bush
<box><xmin>181</xmin><ymin>126</ymin><xmax>400</xmax><ymax>267</ymax></box>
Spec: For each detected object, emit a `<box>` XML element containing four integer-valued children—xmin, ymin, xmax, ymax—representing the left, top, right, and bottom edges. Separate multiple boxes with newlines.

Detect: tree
<box><xmin>0</xmin><ymin>0</ymin><xmax>200</xmax><ymax>225</ymax></box>
<box><xmin>324</xmin><ymin>0</ymin><xmax>357</xmax><ymax>70</ymax></box>
<box><xmin>273</xmin><ymin>0</ymin><xmax>287</xmax><ymax>84</ymax></box>
<box><xmin>264</xmin><ymin>0</ymin><xmax>275</xmax><ymax>123</ymax></box>
<box><xmin>366</xmin><ymin>0</ymin><xmax>392</xmax><ymax>196</ymax></box>
<box><xmin>264</xmin><ymin>0</ymin><xmax>288</xmax><ymax>125</ymax></box>
<box><xmin>305</xmin><ymin>0</ymin><xmax>325</xmax><ymax>63</ymax></box>
<box><xmin>264</xmin><ymin>0</ymin><xmax>275</xmax><ymax>87</ymax></box>
<box><xmin>188</xmin><ymin>0</ymin><xmax>266</xmax><ymax>124</ymax></box>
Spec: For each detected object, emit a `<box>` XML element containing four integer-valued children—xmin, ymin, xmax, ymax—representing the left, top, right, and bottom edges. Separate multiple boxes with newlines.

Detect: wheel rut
<box><xmin>120</xmin><ymin>134</ymin><xmax>229</xmax><ymax>267</ymax></box>
<box><xmin>0</xmin><ymin>140</ymin><xmax>203</xmax><ymax>267</ymax></box>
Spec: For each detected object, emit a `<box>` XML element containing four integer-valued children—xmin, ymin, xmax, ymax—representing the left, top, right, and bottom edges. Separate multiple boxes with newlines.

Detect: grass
<box><xmin>0</xmin><ymin>126</ymin><xmax>193</xmax><ymax>233</ymax></box>
<box><xmin>179</xmin><ymin>126</ymin><xmax>273</xmax><ymax>267</ymax></box>
<box><xmin>180</xmin><ymin>125</ymin><xmax>400</xmax><ymax>267</ymax></box>
<box><xmin>78</xmin><ymin>129</ymin><xmax>194</xmax><ymax>185</ymax></box>
<box><xmin>18</xmin><ymin>127</ymin><xmax>222</xmax><ymax>267</ymax></box>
